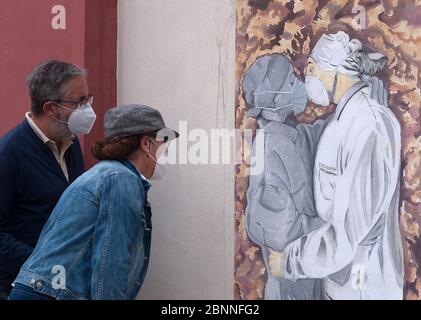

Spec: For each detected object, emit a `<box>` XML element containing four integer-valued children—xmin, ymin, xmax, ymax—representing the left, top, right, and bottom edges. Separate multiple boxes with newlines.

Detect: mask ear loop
<box><xmin>54</xmin><ymin>102</ymin><xmax>76</xmax><ymax>111</ymax></box>
<box><xmin>252</xmin><ymin>74</ymin><xmax>297</xmax><ymax>107</ymax></box>
<box><xmin>143</xmin><ymin>138</ymin><xmax>157</xmax><ymax>177</ymax></box>
<box><xmin>253</xmin><ymin>91</ymin><xmax>294</xmax><ymax>111</ymax></box>
<box><xmin>252</xmin><ymin>90</ymin><xmax>293</xmax><ymax>95</ymax></box>
<box><xmin>50</xmin><ymin>102</ymin><xmax>72</xmax><ymax>124</ymax></box>
<box><xmin>255</xmin><ymin>104</ymin><xmax>293</xmax><ymax>111</ymax></box>
<box><xmin>146</xmin><ymin>138</ymin><xmax>159</xmax><ymax>163</ymax></box>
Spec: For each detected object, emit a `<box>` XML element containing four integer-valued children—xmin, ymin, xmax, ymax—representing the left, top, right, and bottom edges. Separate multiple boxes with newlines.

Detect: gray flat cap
<box><xmin>104</xmin><ymin>104</ymin><xmax>179</xmax><ymax>140</ymax></box>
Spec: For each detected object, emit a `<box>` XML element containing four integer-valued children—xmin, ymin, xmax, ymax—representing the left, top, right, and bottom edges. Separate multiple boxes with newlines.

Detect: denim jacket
<box><xmin>13</xmin><ymin>160</ymin><xmax>152</xmax><ymax>300</ymax></box>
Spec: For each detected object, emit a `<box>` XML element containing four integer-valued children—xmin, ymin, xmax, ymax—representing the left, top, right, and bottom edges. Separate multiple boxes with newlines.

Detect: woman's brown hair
<box><xmin>91</xmin><ymin>131</ymin><xmax>158</xmax><ymax>161</ymax></box>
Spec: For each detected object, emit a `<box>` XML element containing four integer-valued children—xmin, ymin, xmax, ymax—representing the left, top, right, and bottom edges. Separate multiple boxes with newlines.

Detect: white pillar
<box><xmin>118</xmin><ymin>0</ymin><xmax>236</xmax><ymax>299</ymax></box>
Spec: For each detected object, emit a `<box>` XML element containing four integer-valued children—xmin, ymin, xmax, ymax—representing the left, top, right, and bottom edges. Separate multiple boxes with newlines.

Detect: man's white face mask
<box><xmin>54</xmin><ymin>97</ymin><xmax>97</xmax><ymax>135</ymax></box>
<box><xmin>305</xmin><ymin>75</ymin><xmax>330</xmax><ymax>106</ymax></box>
<box><xmin>305</xmin><ymin>72</ymin><xmax>338</xmax><ymax>107</ymax></box>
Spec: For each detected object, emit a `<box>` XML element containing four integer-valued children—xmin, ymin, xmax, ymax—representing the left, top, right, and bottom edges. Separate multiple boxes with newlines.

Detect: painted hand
<box><xmin>268</xmin><ymin>249</ymin><xmax>284</xmax><ymax>279</ymax></box>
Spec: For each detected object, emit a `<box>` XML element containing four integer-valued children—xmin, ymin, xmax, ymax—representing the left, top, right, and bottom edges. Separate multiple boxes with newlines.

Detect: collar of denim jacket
<box><xmin>122</xmin><ymin>159</ymin><xmax>152</xmax><ymax>192</ymax></box>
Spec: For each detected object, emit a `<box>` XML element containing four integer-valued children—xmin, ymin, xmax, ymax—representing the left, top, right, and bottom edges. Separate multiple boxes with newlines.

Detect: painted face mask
<box><xmin>147</xmin><ymin>138</ymin><xmax>168</xmax><ymax>180</ymax></box>
<box><xmin>54</xmin><ymin>102</ymin><xmax>97</xmax><ymax>135</ymax></box>
<box><xmin>305</xmin><ymin>73</ymin><xmax>338</xmax><ymax>107</ymax></box>
<box><xmin>252</xmin><ymin>77</ymin><xmax>308</xmax><ymax>115</ymax></box>
<box><xmin>290</xmin><ymin>77</ymin><xmax>308</xmax><ymax>115</ymax></box>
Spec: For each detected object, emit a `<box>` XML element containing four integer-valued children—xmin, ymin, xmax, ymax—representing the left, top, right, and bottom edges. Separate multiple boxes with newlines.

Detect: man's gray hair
<box><xmin>26</xmin><ymin>60</ymin><xmax>87</xmax><ymax>116</ymax></box>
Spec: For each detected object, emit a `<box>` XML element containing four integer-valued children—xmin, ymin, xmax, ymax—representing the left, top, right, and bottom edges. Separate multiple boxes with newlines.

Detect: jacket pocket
<box><xmin>318</xmin><ymin>162</ymin><xmax>338</xmax><ymax>201</ymax></box>
<box><xmin>127</xmin><ymin>239</ymin><xmax>144</xmax><ymax>292</ymax></box>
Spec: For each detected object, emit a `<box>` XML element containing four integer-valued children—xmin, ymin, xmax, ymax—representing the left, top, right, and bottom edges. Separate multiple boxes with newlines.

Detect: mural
<box><xmin>235</xmin><ymin>0</ymin><xmax>421</xmax><ymax>300</ymax></box>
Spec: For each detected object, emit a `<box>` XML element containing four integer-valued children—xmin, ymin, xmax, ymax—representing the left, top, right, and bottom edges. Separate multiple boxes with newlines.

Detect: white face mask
<box><xmin>147</xmin><ymin>138</ymin><xmax>168</xmax><ymax>180</ymax></box>
<box><xmin>305</xmin><ymin>75</ymin><xmax>331</xmax><ymax>106</ymax></box>
<box><xmin>150</xmin><ymin>159</ymin><xmax>168</xmax><ymax>180</ymax></box>
<box><xmin>252</xmin><ymin>77</ymin><xmax>308</xmax><ymax>115</ymax></box>
<box><xmin>54</xmin><ymin>103</ymin><xmax>97</xmax><ymax>135</ymax></box>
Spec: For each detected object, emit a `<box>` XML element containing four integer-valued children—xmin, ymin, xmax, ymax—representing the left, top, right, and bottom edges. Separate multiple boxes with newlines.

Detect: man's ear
<box><xmin>42</xmin><ymin>101</ymin><xmax>57</xmax><ymax>116</ymax></box>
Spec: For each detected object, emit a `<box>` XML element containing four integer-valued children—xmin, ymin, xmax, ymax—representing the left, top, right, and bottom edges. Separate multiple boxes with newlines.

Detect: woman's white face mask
<box><xmin>146</xmin><ymin>138</ymin><xmax>168</xmax><ymax>180</ymax></box>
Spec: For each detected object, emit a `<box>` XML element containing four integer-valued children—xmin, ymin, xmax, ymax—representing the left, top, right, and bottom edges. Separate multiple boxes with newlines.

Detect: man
<box><xmin>10</xmin><ymin>105</ymin><xmax>178</xmax><ymax>300</ymax></box>
<box><xmin>268</xmin><ymin>31</ymin><xmax>403</xmax><ymax>300</ymax></box>
<box><xmin>0</xmin><ymin>60</ymin><xmax>95</xmax><ymax>299</ymax></box>
<box><xmin>243</xmin><ymin>54</ymin><xmax>328</xmax><ymax>299</ymax></box>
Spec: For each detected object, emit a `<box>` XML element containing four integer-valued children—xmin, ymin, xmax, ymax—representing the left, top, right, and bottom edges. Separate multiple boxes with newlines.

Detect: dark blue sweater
<box><xmin>0</xmin><ymin>120</ymin><xmax>85</xmax><ymax>292</ymax></box>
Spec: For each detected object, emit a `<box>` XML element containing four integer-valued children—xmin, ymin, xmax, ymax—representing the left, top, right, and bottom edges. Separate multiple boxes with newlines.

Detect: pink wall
<box><xmin>0</xmin><ymin>0</ymin><xmax>85</xmax><ymax>135</ymax></box>
<box><xmin>0</xmin><ymin>0</ymin><xmax>117</xmax><ymax>168</ymax></box>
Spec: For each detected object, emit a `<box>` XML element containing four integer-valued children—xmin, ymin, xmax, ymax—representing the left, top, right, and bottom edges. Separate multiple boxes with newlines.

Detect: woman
<box><xmin>243</xmin><ymin>53</ymin><xmax>327</xmax><ymax>300</ymax></box>
<box><xmin>9</xmin><ymin>104</ymin><xmax>179</xmax><ymax>300</ymax></box>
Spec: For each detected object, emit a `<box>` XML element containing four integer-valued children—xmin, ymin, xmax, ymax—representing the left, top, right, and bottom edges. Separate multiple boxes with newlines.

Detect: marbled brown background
<box><xmin>234</xmin><ymin>0</ymin><xmax>421</xmax><ymax>300</ymax></box>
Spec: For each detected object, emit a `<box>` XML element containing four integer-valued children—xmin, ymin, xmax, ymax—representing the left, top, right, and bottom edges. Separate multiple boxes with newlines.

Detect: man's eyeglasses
<box><xmin>54</xmin><ymin>95</ymin><xmax>94</xmax><ymax>109</ymax></box>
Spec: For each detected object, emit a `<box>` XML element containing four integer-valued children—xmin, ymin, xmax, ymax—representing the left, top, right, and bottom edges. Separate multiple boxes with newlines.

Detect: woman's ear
<box><xmin>140</xmin><ymin>135</ymin><xmax>151</xmax><ymax>154</ymax></box>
